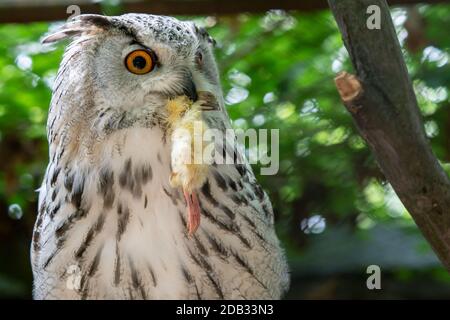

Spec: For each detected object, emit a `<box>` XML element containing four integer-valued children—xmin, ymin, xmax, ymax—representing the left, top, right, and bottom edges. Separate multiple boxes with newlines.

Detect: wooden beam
<box><xmin>329</xmin><ymin>0</ymin><xmax>450</xmax><ymax>270</ymax></box>
<box><xmin>0</xmin><ymin>0</ymin><xmax>449</xmax><ymax>24</ymax></box>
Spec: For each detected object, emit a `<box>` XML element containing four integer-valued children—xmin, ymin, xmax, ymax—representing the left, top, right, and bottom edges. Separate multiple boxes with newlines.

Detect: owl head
<box><xmin>43</xmin><ymin>14</ymin><xmax>222</xmax><ymax>147</ymax></box>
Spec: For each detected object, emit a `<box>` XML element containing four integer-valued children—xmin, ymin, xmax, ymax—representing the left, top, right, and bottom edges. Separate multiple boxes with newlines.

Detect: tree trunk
<box><xmin>328</xmin><ymin>0</ymin><xmax>450</xmax><ymax>270</ymax></box>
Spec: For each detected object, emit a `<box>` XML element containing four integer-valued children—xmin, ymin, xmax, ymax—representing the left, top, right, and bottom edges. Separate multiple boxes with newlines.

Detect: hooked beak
<box><xmin>182</xmin><ymin>73</ymin><xmax>198</xmax><ymax>102</ymax></box>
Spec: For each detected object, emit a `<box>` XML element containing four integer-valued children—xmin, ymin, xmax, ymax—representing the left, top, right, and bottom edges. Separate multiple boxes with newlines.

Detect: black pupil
<box><xmin>133</xmin><ymin>55</ymin><xmax>147</xmax><ymax>69</ymax></box>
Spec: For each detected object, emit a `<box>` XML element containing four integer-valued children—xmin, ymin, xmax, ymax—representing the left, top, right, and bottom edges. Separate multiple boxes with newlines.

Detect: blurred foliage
<box><xmin>1</xmin><ymin>4</ymin><xmax>450</xmax><ymax>299</ymax></box>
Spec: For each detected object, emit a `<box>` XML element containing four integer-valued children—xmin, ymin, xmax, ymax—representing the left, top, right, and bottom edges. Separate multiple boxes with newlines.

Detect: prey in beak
<box><xmin>166</xmin><ymin>76</ymin><xmax>219</xmax><ymax>235</ymax></box>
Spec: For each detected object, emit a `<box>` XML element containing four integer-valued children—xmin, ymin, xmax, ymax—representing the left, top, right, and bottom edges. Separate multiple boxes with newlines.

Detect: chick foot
<box><xmin>183</xmin><ymin>190</ymin><xmax>201</xmax><ymax>235</ymax></box>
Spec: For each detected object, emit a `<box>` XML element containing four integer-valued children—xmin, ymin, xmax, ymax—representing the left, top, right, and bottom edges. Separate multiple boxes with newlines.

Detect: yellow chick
<box><xmin>166</xmin><ymin>92</ymin><xmax>217</xmax><ymax>235</ymax></box>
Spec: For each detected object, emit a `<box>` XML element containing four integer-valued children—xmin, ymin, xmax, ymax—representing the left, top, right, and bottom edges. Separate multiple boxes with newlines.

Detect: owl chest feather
<box><xmin>32</xmin><ymin>127</ymin><xmax>288</xmax><ymax>299</ymax></box>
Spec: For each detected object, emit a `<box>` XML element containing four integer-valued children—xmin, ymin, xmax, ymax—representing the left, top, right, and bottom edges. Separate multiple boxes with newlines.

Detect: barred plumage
<box><xmin>32</xmin><ymin>13</ymin><xmax>289</xmax><ymax>299</ymax></box>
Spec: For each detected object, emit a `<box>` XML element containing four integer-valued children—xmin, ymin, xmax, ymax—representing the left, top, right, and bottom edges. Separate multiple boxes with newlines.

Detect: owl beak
<box><xmin>182</xmin><ymin>74</ymin><xmax>198</xmax><ymax>102</ymax></box>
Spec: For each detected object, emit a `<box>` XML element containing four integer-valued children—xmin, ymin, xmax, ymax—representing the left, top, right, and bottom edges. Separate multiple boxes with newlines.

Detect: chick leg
<box><xmin>184</xmin><ymin>190</ymin><xmax>201</xmax><ymax>235</ymax></box>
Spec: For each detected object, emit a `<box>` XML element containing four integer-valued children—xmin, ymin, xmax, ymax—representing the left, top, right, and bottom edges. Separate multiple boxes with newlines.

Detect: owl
<box><xmin>31</xmin><ymin>13</ymin><xmax>290</xmax><ymax>299</ymax></box>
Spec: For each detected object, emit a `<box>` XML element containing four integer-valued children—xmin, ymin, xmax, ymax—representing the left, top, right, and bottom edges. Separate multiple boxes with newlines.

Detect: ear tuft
<box><xmin>41</xmin><ymin>28</ymin><xmax>83</xmax><ymax>44</ymax></box>
<box><xmin>194</xmin><ymin>25</ymin><xmax>216</xmax><ymax>47</ymax></box>
<box><xmin>41</xmin><ymin>14</ymin><xmax>112</xmax><ymax>44</ymax></box>
<box><xmin>76</xmin><ymin>14</ymin><xmax>112</xmax><ymax>28</ymax></box>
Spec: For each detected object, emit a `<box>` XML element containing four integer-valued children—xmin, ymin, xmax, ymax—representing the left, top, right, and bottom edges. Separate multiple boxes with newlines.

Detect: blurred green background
<box><xmin>1</xmin><ymin>1</ymin><xmax>450</xmax><ymax>299</ymax></box>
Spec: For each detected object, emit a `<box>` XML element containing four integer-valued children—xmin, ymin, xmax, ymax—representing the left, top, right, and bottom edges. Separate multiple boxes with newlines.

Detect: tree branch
<box><xmin>0</xmin><ymin>0</ymin><xmax>449</xmax><ymax>24</ymax></box>
<box><xmin>328</xmin><ymin>0</ymin><xmax>450</xmax><ymax>270</ymax></box>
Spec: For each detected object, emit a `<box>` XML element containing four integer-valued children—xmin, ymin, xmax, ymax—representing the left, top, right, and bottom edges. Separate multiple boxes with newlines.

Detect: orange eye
<box><xmin>125</xmin><ymin>49</ymin><xmax>155</xmax><ymax>75</ymax></box>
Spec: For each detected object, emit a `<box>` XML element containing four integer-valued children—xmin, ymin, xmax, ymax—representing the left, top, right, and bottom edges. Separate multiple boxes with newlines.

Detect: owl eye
<box><xmin>125</xmin><ymin>49</ymin><xmax>156</xmax><ymax>75</ymax></box>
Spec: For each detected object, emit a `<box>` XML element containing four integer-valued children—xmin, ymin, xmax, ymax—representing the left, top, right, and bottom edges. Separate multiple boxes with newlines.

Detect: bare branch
<box><xmin>1</xmin><ymin>0</ymin><xmax>450</xmax><ymax>24</ymax></box>
<box><xmin>328</xmin><ymin>0</ymin><xmax>450</xmax><ymax>270</ymax></box>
